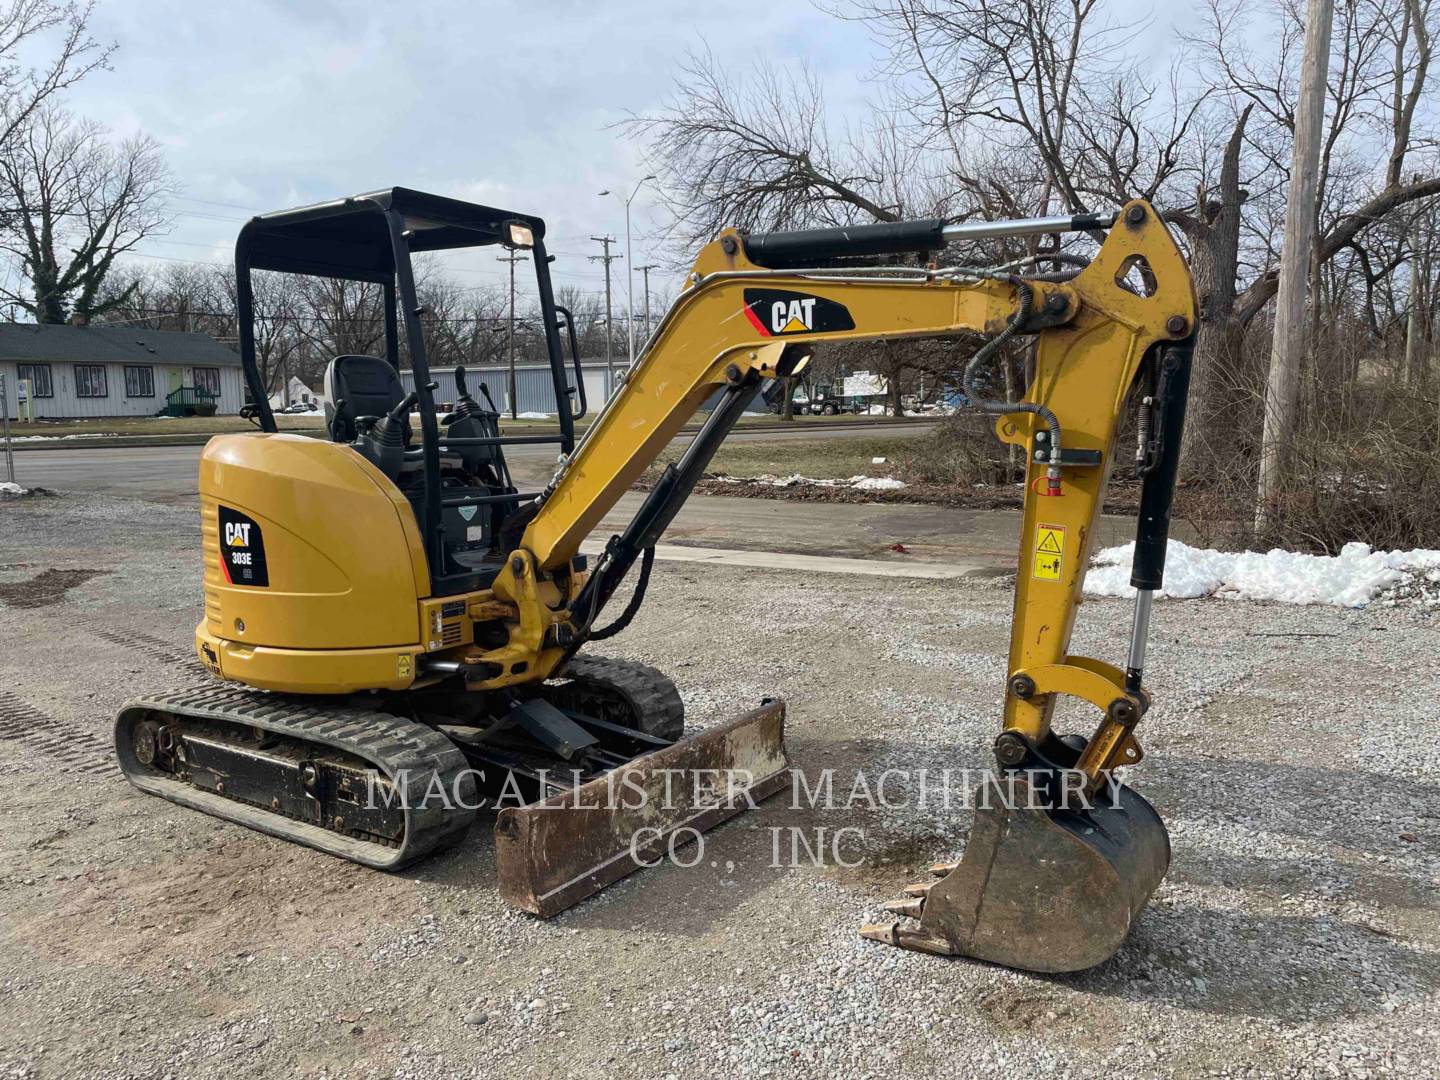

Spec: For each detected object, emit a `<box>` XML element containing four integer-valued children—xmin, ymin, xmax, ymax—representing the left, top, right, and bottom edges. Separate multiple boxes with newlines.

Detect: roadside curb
<box><xmin>5</xmin><ymin>417</ymin><xmax>935</xmax><ymax>452</ymax></box>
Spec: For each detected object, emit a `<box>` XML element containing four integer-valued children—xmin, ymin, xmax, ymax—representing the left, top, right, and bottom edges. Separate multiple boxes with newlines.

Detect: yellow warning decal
<box><xmin>397</xmin><ymin>654</ymin><xmax>414</xmax><ymax>679</ymax></box>
<box><xmin>1033</xmin><ymin>523</ymin><xmax>1066</xmax><ymax>581</ymax></box>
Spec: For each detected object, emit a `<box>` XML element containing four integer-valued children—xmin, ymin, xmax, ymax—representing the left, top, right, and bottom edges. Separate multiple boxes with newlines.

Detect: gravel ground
<box><xmin>1</xmin><ymin>492</ymin><xmax>1437</xmax><ymax>1079</ymax></box>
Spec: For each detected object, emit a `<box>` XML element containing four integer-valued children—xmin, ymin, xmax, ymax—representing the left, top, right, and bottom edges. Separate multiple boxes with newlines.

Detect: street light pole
<box><xmin>599</xmin><ymin>175</ymin><xmax>656</xmax><ymax>367</ymax></box>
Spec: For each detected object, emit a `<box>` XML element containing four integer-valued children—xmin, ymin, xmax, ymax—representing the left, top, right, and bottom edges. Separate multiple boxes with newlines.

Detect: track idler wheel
<box><xmin>861</xmin><ymin>755</ymin><xmax>1170</xmax><ymax>973</ymax></box>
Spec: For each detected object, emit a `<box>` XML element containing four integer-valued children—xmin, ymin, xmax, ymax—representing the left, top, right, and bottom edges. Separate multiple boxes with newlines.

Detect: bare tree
<box><xmin>0</xmin><ymin>106</ymin><xmax>170</xmax><ymax>322</ymax></box>
<box><xmin>0</xmin><ymin>0</ymin><xmax>111</xmax><ymax>159</ymax></box>
<box><xmin>293</xmin><ymin>276</ymin><xmax>385</xmax><ymax>362</ymax></box>
<box><xmin>223</xmin><ymin>269</ymin><xmax>307</xmax><ymax>396</ymax></box>
<box><xmin>624</xmin><ymin>49</ymin><xmax>913</xmax><ymax>245</ymax></box>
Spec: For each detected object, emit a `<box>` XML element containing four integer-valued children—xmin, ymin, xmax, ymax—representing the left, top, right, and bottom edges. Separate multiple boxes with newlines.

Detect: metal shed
<box><xmin>401</xmin><ymin>361</ymin><xmax>770</xmax><ymax>416</ymax></box>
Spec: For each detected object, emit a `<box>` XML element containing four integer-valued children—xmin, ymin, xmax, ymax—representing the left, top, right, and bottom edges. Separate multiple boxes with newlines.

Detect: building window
<box><xmin>124</xmin><ymin>365</ymin><xmax>155</xmax><ymax>397</ymax></box>
<box><xmin>193</xmin><ymin>367</ymin><xmax>221</xmax><ymax>395</ymax></box>
<box><xmin>17</xmin><ymin>363</ymin><xmax>52</xmax><ymax>398</ymax></box>
<box><xmin>75</xmin><ymin>364</ymin><xmax>108</xmax><ymax>398</ymax></box>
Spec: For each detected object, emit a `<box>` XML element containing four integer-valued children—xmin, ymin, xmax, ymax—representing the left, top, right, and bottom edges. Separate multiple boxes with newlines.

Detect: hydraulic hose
<box><xmin>962</xmin><ymin>276</ymin><xmax>1065</xmax><ymax>494</ymax></box>
<box><xmin>588</xmin><ymin>545</ymin><xmax>655</xmax><ymax>642</ymax></box>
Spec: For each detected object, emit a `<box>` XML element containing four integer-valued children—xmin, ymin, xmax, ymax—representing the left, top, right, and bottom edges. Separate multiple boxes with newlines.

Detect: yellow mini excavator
<box><xmin>116</xmin><ymin>188</ymin><xmax>1196</xmax><ymax>973</ymax></box>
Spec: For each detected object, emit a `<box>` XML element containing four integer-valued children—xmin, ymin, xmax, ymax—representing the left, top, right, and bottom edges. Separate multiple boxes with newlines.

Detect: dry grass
<box><xmin>1175</xmin><ymin>386</ymin><xmax>1440</xmax><ymax>553</ymax></box>
<box><xmin>656</xmin><ymin>435</ymin><xmax>922</xmax><ymax>481</ymax></box>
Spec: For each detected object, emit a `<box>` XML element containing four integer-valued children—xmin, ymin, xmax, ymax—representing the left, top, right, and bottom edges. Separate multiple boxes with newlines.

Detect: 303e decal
<box><xmin>218</xmin><ymin>506</ymin><xmax>269</xmax><ymax>587</ymax></box>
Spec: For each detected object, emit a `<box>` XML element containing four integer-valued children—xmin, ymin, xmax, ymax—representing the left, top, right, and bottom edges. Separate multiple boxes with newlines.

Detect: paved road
<box><xmin>6</xmin><ymin>420</ymin><xmax>1146</xmax><ymax>567</ymax></box>
<box><xmin>8</xmin><ymin>422</ymin><xmax>937</xmax><ymax>500</ymax></box>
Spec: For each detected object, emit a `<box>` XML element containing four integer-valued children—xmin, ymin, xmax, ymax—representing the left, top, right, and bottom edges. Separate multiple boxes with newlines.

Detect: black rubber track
<box><xmin>543</xmin><ymin>654</ymin><xmax>685</xmax><ymax>742</ymax></box>
<box><xmin>115</xmin><ymin>686</ymin><xmax>474</xmax><ymax>869</ymax></box>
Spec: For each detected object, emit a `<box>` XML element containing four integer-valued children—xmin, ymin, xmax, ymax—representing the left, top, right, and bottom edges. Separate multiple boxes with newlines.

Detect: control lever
<box><xmin>370</xmin><ymin>390</ymin><xmax>418</xmax><ymax>447</ymax></box>
<box><xmin>477</xmin><ymin>380</ymin><xmax>499</xmax><ymax>414</ymax></box>
<box><xmin>453</xmin><ymin>366</ymin><xmax>484</xmax><ymax>417</ymax></box>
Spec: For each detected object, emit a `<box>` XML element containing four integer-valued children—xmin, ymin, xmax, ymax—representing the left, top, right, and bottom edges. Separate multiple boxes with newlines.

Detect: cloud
<box><xmin>57</xmin><ymin>0</ymin><xmax>872</xmax><ymax>296</ymax></box>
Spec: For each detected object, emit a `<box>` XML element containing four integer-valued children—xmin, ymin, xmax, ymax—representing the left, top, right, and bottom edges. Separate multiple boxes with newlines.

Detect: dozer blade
<box><xmin>495</xmin><ymin>699</ymin><xmax>788</xmax><ymax>917</ymax></box>
<box><xmin>861</xmin><ymin>771</ymin><xmax>1169</xmax><ymax>972</ymax></box>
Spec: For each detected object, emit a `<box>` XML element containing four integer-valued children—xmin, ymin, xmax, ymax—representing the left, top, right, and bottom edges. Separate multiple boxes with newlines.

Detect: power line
<box><xmin>92</xmin><ymin>305</ymin><xmax>545</xmax><ymax>328</ymax></box>
<box><xmin>112</xmin><ymin>247</ymin><xmax>616</xmax><ymax>294</ymax></box>
<box><xmin>173</xmin><ymin>195</ymin><xmax>265</xmax><ymax>213</ymax></box>
<box><xmin>120</xmin><ymin>239</ymin><xmax>617</xmax><ymax>285</ymax></box>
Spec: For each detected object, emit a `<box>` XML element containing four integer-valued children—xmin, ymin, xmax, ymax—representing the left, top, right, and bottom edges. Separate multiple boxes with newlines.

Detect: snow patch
<box><xmin>710</xmin><ymin>473</ymin><xmax>907</xmax><ymax>491</ymax></box>
<box><xmin>513</xmin><ymin>411</ymin><xmax>551</xmax><ymax>420</ymax></box>
<box><xmin>5</xmin><ymin>432</ymin><xmax>114</xmax><ymax>442</ymax></box>
<box><xmin>0</xmin><ymin>481</ymin><xmax>27</xmax><ymax>497</ymax></box>
<box><xmin>1086</xmin><ymin>539</ymin><xmax>1440</xmax><ymax>608</ymax></box>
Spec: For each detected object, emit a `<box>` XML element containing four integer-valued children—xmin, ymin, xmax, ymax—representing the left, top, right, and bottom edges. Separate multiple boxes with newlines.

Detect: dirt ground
<box><xmin>1</xmin><ymin>492</ymin><xmax>1437</xmax><ymax>1078</ymax></box>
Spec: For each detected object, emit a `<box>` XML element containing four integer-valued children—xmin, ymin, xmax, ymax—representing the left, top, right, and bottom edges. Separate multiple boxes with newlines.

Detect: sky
<box><xmin>53</xmin><ymin>0</ymin><xmax>1186</xmax><ymax>311</ymax></box>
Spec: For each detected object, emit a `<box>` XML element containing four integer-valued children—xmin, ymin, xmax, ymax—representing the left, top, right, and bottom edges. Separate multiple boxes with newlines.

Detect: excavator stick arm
<box><xmin>494</xmin><ymin>201</ymin><xmax>1196</xmax><ymax>740</ymax></box>
<box><xmin>489</xmin><ymin>202</ymin><xmax>1197</xmax><ymax>961</ymax></box>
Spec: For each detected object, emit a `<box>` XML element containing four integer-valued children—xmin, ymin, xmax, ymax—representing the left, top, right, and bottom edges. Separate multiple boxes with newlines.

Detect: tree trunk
<box><xmin>1003</xmin><ymin>353</ymin><xmax>1021</xmax><ymax>481</ymax></box>
<box><xmin>781</xmin><ymin>376</ymin><xmax>795</xmax><ymax>421</ymax></box>
<box><xmin>1257</xmin><ymin>0</ymin><xmax>1334</xmax><ymax>535</ymax></box>
<box><xmin>886</xmin><ymin>349</ymin><xmax>904</xmax><ymax>416</ymax></box>
<box><xmin>1177</xmin><ymin>105</ymin><xmax>1253</xmax><ymax>480</ymax></box>
<box><xmin>1404</xmin><ymin>233</ymin><xmax>1424</xmax><ymax>386</ymax></box>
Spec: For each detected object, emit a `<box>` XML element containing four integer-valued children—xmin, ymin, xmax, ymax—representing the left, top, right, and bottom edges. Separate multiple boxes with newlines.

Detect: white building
<box><xmin>0</xmin><ymin>323</ymin><xmax>245</xmax><ymax>419</ymax></box>
<box><xmin>269</xmin><ymin>375</ymin><xmax>326</xmax><ymax>411</ymax></box>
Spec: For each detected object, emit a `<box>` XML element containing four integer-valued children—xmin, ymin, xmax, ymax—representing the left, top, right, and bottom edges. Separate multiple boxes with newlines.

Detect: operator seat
<box><xmin>323</xmin><ymin>355</ymin><xmax>409</xmax><ymax>444</ymax></box>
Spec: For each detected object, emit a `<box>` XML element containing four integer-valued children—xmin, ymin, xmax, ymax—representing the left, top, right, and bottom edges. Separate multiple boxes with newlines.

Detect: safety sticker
<box><xmin>397</xmin><ymin>655</ymin><xmax>413</xmax><ymax>679</ymax></box>
<box><xmin>1033</xmin><ymin>523</ymin><xmax>1066</xmax><ymax>581</ymax></box>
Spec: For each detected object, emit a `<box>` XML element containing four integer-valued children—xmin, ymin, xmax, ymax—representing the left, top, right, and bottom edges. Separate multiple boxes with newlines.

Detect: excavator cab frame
<box><xmin>232</xmin><ymin>187</ymin><xmax>585</xmax><ymax>596</ymax></box>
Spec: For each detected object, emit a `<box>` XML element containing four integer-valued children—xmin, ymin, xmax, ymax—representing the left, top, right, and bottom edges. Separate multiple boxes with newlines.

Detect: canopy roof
<box><xmin>238</xmin><ymin>187</ymin><xmax>546</xmax><ymax>283</ymax></box>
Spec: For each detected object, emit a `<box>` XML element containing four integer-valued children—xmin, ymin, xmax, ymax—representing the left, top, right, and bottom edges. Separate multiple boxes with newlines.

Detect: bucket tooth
<box><xmin>862</xmin><ymin>771</ymin><xmax>1170</xmax><ymax>973</ymax></box>
<box><xmin>859</xmin><ymin>920</ymin><xmax>901</xmax><ymax>945</ymax></box>
<box><xmin>858</xmin><ymin>921</ymin><xmax>955</xmax><ymax>956</ymax></box>
<box><xmin>882</xmin><ymin>897</ymin><xmax>925</xmax><ymax>918</ymax></box>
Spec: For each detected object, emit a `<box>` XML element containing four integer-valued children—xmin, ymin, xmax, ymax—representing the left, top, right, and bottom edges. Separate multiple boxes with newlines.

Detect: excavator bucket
<box><xmin>862</xmin><ymin>770</ymin><xmax>1170</xmax><ymax>972</ymax></box>
<box><xmin>495</xmin><ymin>699</ymin><xmax>789</xmax><ymax>917</ymax></box>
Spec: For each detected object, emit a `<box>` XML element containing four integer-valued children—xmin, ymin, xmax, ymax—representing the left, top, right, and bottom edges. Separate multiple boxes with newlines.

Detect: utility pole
<box><xmin>589</xmin><ymin>236</ymin><xmax>621</xmax><ymax>398</ymax></box>
<box><xmin>498</xmin><ymin>252</ymin><xmax>529</xmax><ymax>419</ymax></box>
<box><xmin>1257</xmin><ymin>0</ymin><xmax>1333</xmax><ymax>535</ymax></box>
<box><xmin>639</xmin><ymin>264</ymin><xmax>660</xmax><ymax>341</ymax></box>
<box><xmin>0</xmin><ymin>372</ymin><xmax>15</xmax><ymax>484</ymax></box>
